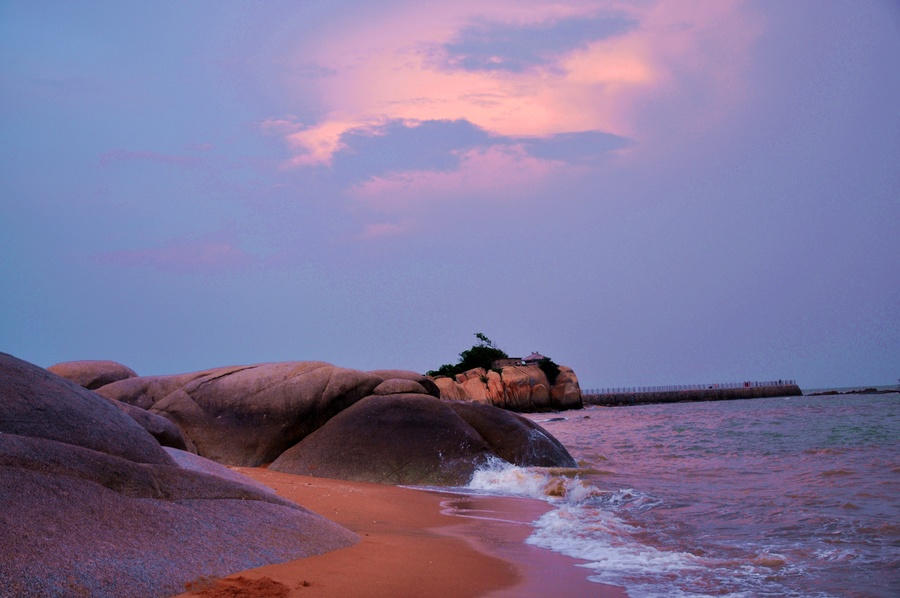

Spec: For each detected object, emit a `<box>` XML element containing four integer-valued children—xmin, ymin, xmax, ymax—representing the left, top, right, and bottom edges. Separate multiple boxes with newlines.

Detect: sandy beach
<box><xmin>173</xmin><ymin>468</ymin><xmax>626</xmax><ymax>598</ymax></box>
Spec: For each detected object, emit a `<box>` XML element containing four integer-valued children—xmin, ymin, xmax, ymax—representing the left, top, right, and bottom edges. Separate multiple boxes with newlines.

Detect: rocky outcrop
<box><xmin>0</xmin><ymin>352</ymin><xmax>358</xmax><ymax>598</ymax></box>
<box><xmin>47</xmin><ymin>359</ymin><xmax>138</xmax><ymax>390</ymax></box>
<box><xmin>96</xmin><ymin>362</ymin><xmax>384</xmax><ymax>466</ymax></box>
<box><xmin>549</xmin><ymin>366</ymin><xmax>583</xmax><ymax>409</ymax></box>
<box><xmin>368</xmin><ymin>369</ymin><xmax>441</xmax><ymax>398</ymax></box>
<box><xmin>112</xmin><ymin>398</ymin><xmax>190</xmax><ymax>451</ymax></box>
<box><xmin>57</xmin><ymin>357</ymin><xmax>578</xmax><ymax>485</ymax></box>
<box><xmin>270</xmin><ymin>394</ymin><xmax>493</xmax><ymax>485</ymax></box>
<box><xmin>446</xmin><ymin>401</ymin><xmax>576</xmax><ymax>468</ymax></box>
<box><xmin>269</xmin><ymin>393</ymin><xmax>576</xmax><ymax>485</ymax></box>
<box><xmin>372</xmin><ymin>378</ymin><xmax>429</xmax><ymax>395</ymax></box>
<box><xmin>2</xmin><ymin>353</ymin><xmax>173</xmax><ymax>466</ymax></box>
<box><xmin>433</xmin><ymin>364</ymin><xmax>583</xmax><ymax>412</ymax></box>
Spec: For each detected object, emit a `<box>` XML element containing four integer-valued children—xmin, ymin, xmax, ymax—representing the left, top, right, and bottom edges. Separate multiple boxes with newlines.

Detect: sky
<box><xmin>1</xmin><ymin>1</ymin><xmax>898</xmax><ymax>390</ymax></box>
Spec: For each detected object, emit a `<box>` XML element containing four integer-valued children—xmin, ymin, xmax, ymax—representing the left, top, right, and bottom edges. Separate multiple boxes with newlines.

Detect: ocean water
<box><xmin>462</xmin><ymin>393</ymin><xmax>900</xmax><ymax>597</ymax></box>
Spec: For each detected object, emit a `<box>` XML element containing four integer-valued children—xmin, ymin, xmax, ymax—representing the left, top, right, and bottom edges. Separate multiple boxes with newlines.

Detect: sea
<box><xmin>457</xmin><ymin>392</ymin><xmax>900</xmax><ymax>597</ymax></box>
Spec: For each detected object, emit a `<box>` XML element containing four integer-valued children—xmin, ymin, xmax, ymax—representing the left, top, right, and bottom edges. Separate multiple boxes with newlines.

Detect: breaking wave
<box><xmin>462</xmin><ymin>458</ymin><xmax>829</xmax><ymax>598</ymax></box>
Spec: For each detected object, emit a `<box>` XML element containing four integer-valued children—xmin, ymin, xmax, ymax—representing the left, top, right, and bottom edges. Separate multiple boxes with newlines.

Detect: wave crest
<box><xmin>465</xmin><ymin>456</ymin><xmax>605</xmax><ymax>504</ymax></box>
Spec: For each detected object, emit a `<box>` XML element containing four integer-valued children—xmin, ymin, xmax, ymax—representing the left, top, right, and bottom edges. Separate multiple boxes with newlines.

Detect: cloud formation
<box><xmin>439</xmin><ymin>13</ymin><xmax>638</xmax><ymax>73</ymax></box>
<box><xmin>272</xmin><ymin>0</ymin><xmax>758</xmax><ymax>170</ymax></box>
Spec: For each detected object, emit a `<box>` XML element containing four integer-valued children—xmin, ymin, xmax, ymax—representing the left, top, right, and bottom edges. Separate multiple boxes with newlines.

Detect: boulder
<box><xmin>162</xmin><ymin>447</ymin><xmax>275</xmax><ymax>495</ymax></box>
<box><xmin>112</xmin><ymin>399</ymin><xmax>191</xmax><ymax>451</ymax></box>
<box><xmin>47</xmin><ymin>359</ymin><xmax>138</xmax><ymax>390</ymax></box>
<box><xmin>0</xmin><ymin>352</ymin><xmax>358</xmax><ymax>598</ymax></box>
<box><xmin>368</xmin><ymin>369</ymin><xmax>441</xmax><ymax>397</ymax></box>
<box><xmin>270</xmin><ymin>394</ymin><xmax>576</xmax><ymax>485</ymax></box>
<box><xmin>95</xmin><ymin>368</ymin><xmax>241</xmax><ymax>410</ymax></box>
<box><xmin>447</xmin><ymin>401</ymin><xmax>577</xmax><ymax>468</ymax></box>
<box><xmin>492</xmin><ymin>365</ymin><xmax>552</xmax><ymax>410</ymax></box>
<box><xmin>270</xmin><ymin>394</ymin><xmax>493</xmax><ymax>485</ymax></box>
<box><xmin>1</xmin><ymin>352</ymin><xmax>173</xmax><ymax>466</ymax></box>
<box><xmin>549</xmin><ymin>366</ymin><xmax>583</xmax><ymax>410</ymax></box>
<box><xmin>433</xmin><ymin>376</ymin><xmax>468</xmax><ymax>401</ymax></box>
<box><xmin>98</xmin><ymin>362</ymin><xmax>383</xmax><ymax>466</ymax></box>
<box><xmin>372</xmin><ymin>378</ymin><xmax>429</xmax><ymax>395</ymax></box>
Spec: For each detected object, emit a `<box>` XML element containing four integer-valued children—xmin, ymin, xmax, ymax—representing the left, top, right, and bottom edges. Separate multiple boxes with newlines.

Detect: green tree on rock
<box><xmin>427</xmin><ymin>333</ymin><xmax>509</xmax><ymax>378</ymax></box>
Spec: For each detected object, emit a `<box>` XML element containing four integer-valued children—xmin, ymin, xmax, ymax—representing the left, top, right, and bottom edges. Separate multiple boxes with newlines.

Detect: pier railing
<box><xmin>582</xmin><ymin>380</ymin><xmax>802</xmax><ymax>406</ymax></box>
<box><xmin>583</xmin><ymin>380</ymin><xmax>797</xmax><ymax>396</ymax></box>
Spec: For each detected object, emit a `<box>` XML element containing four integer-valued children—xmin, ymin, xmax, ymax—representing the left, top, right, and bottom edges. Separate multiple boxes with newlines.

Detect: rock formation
<box><xmin>446</xmin><ymin>400</ymin><xmax>576</xmax><ymax>467</ymax></box>
<box><xmin>96</xmin><ymin>362</ymin><xmax>385</xmax><ymax>466</ymax></box>
<box><xmin>47</xmin><ymin>359</ymin><xmax>138</xmax><ymax>390</ymax></box>
<box><xmin>269</xmin><ymin>393</ymin><xmax>576</xmax><ymax>485</ymax></box>
<box><xmin>270</xmin><ymin>394</ymin><xmax>495</xmax><ymax>485</ymax></box>
<box><xmin>30</xmin><ymin>354</ymin><xmax>578</xmax><ymax>486</ymax></box>
<box><xmin>0</xmin><ymin>352</ymin><xmax>358</xmax><ymax>598</ymax></box>
<box><xmin>433</xmin><ymin>364</ymin><xmax>583</xmax><ymax>411</ymax></box>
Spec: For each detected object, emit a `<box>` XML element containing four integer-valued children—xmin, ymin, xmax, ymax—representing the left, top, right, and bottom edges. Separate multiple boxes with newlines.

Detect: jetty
<box><xmin>582</xmin><ymin>380</ymin><xmax>802</xmax><ymax>406</ymax></box>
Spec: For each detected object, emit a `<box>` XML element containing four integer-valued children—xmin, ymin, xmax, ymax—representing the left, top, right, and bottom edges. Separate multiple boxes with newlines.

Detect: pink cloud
<box><xmin>271</xmin><ymin>0</ymin><xmax>762</xmax><ymax>167</ymax></box>
<box><xmin>349</xmin><ymin>144</ymin><xmax>571</xmax><ymax>212</ymax></box>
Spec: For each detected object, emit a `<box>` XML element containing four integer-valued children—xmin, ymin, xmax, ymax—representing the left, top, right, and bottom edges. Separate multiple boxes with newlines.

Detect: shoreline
<box><xmin>173</xmin><ymin>468</ymin><xmax>626</xmax><ymax>597</ymax></box>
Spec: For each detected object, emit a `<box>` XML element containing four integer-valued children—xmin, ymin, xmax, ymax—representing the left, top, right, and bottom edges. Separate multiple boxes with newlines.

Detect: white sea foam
<box><xmin>525</xmin><ymin>505</ymin><xmax>711</xmax><ymax>597</ymax></box>
<box><xmin>463</xmin><ymin>458</ymin><xmax>760</xmax><ymax>598</ymax></box>
<box><xmin>465</xmin><ymin>456</ymin><xmax>606</xmax><ymax>504</ymax></box>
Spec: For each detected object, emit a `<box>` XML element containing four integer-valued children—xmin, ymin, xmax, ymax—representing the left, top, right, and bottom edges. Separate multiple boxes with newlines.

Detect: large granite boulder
<box><xmin>2</xmin><ymin>353</ymin><xmax>173</xmax><ymax>466</ymax></box>
<box><xmin>548</xmin><ymin>366</ymin><xmax>583</xmax><ymax>410</ymax></box>
<box><xmin>269</xmin><ymin>394</ymin><xmax>576</xmax><ymax>485</ymax></box>
<box><xmin>0</xmin><ymin>352</ymin><xmax>358</xmax><ymax>598</ymax></box>
<box><xmin>113</xmin><ymin>400</ymin><xmax>191</xmax><ymax>451</ymax></box>
<box><xmin>447</xmin><ymin>401</ymin><xmax>576</xmax><ymax>468</ymax></box>
<box><xmin>433</xmin><ymin>376</ymin><xmax>468</xmax><ymax>401</ymax></box>
<box><xmin>96</xmin><ymin>362</ymin><xmax>383</xmax><ymax>467</ymax></box>
<box><xmin>372</xmin><ymin>378</ymin><xmax>429</xmax><ymax>395</ymax></box>
<box><xmin>93</xmin><ymin>369</ymin><xmax>224</xmax><ymax>410</ymax></box>
<box><xmin>433</xmin><ymin>364</ymin><xmax>583</xmax><ymax>412</ymax></box>
<box><xmin>368</xmin><ymin>369</ymin><xmax>441</xmax><ymax>398</ymax></box>
<box><xmin>47</xmin><ymin>359</ymin><xmax>138</xmax><ymax>390</ymax></box>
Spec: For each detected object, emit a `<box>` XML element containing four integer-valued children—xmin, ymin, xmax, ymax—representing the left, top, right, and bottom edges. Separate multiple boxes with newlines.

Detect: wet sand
<box><xmin>174</xmin><ymin>468</ymin><xmax>626</xmax><ymax>597</ymax></box>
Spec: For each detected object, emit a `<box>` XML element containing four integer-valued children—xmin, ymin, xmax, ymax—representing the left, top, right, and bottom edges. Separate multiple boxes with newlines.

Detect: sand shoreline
<box><xmin>173</xmin><ymin>468</ymin><xmax>626</xmax><ymax>597</ymax></box>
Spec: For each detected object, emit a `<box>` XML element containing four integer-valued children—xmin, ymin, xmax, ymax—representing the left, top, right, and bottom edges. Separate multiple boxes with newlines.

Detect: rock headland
<box><xmin>433</xmin><ymin>364</ymin><xmax>583</xmax><ymax>411</ymax></box>
<box><xmin>90</xmin><ymin>360</ymin><xmax>577</xmax><ymax>480</ymax></box>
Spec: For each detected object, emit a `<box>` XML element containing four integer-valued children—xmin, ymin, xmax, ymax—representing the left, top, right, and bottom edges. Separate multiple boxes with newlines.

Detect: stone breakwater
<box><xmin>583</xmin><ymin>383</ymin><xmax>803</xmax><ymax>406</ymax></box>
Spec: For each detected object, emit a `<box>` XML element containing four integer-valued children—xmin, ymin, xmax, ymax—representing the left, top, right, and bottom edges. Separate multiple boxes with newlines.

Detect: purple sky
<box><xmin>2</xmin><ymin>1</ymin><xmax>898</xmax><ymax>389</ymax></box>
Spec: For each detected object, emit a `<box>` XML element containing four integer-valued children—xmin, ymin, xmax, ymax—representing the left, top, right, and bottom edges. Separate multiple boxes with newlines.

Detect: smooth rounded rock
<box><xmin>270</xmin><ymin>393</ymin><xmax>577</xmax><ymax>485</ymax></box>
<box><xmin>1</xmin><ymin>352</ymin><xmax>173</xmax><ymax>465</ymax></box>
<box><xmin>101</xmin><ymin>362</ymin><xmax>383</xmax><ymax>466</ymax></box>
<box><xmin>0</xmin><ymin>352</ymin><xmax>359</xmax><ymax>598</ymax></box>
<box><xmin>369</xmin><ymin>369</ymin><xmax>441</xmax><ymax>397</ymax></box>
<box><xmin>47</xmin><ymin>359</ymin><xmax>138</xmax><ymax>390</ymax></box>
<box><xmin>270</xmin><ymin>394</ymin><xmax>495</xmax><ymax>485</ymax></box>
<box><xmin>372</xmin><ymin>378</ymin><xmax>429</xmax><ymax>395</ymax></box>
<box><xmin>447</xmin><ymin>401</ymin><xmax>577</xmax><ymax>468</ymax></box>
